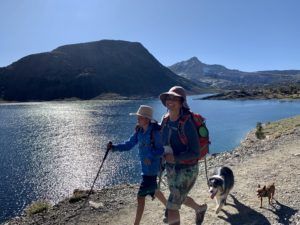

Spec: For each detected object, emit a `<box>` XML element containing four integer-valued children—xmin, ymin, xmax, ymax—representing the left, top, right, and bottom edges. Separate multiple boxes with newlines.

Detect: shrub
<box><xmin>26</xmin><ymin>201</ymin><xmax>51</xmax><ymax>215</ymax></box>
<box><xmin>255</xmin><ymin>122</ymin><xmax>265</xmax><ymax>139</ymax></box>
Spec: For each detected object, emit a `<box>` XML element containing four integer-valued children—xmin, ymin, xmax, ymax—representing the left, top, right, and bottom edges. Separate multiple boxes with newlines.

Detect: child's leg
<box><xmin>155</xmin><ymin>189</ymin><xmax>167</xmax><ymax>206</ymax></box>
<box><xmin>134</xmin><ymin>196</ymin><xmax>145</xmax><ymax>225</ymax></box>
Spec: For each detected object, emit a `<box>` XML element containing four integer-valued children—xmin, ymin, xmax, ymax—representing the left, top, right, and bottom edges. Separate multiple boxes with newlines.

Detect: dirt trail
<box><xmin>92</xmin><ymin>138</ymin><xmax>300</xmax><ymax>225</ymax></box>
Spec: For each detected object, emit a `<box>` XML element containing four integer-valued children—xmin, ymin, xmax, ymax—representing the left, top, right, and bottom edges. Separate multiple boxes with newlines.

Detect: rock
<box><xmin>88</xmin><ymin>201</ymin><xmax>104</xmax><ymax>209</ymax></box>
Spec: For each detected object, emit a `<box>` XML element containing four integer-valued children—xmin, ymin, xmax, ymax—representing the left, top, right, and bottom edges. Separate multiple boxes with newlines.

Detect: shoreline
<box><xmin>0</xmin><ymin>95</ymin><xmax>156</xmax><ymax>104</ymax></box>
<box><xmin>199</xmin><ymin>90</ymin><xmax>300</xmax><ymax>100</ymax></box>
<box><xmin>3</xmin><ymin>115</ymin><xmax>300</xmax><ymax>225</ymax></box>
<box><xmin>2</xmin><ymin>90</ymin><xmax>300</xmax><ymax>104</ymax></box>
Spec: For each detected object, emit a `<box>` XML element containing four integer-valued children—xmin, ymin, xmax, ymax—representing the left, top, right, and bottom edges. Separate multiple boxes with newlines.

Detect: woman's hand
<box><xmin>165</xmin><ymin>153</ymin><xmax>175</xmax><ymax>163</ymax></box>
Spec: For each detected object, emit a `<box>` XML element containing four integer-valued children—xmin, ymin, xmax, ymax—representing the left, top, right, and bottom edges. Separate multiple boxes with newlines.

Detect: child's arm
<box><xmin>112</xmin><ymin>132</ymin><xmax>138</xmax><ymax>151</ymax></box>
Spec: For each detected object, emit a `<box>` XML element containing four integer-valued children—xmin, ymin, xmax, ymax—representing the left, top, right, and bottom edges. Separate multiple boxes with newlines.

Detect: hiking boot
<box><xmin>196</xmin><ymin>204</ymin><xmax>207</xmax><ymax>225</ymax></box>
<box><xmin>163</xmin><ymin>208</ymin><xmax>168</xmax><ymax>223</ymax></box>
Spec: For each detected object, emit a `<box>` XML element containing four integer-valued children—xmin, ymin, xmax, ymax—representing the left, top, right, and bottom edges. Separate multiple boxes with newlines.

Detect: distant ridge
<box><xmin>0</xmin><ymin>40</ymin><xmax>206</xmax><ymax>101</ymax></box>
<box><xmin>169</xmin><ymin>57</ymin><xmax>300</xmax><ymax>89</ymax></box>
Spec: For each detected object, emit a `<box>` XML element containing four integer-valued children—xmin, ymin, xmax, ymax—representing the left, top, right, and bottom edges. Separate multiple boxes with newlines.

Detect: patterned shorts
<box><xmin>166</xmin><ymin>163</ymin><xmax>199</xmax><ymax>210</ymax></box>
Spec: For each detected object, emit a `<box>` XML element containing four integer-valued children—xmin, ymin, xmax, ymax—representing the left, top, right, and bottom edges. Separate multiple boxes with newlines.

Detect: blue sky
<box><xmin>0</xmin><ymin>0</ymin><xmax>299</xmax><ymax>71</ymax></box>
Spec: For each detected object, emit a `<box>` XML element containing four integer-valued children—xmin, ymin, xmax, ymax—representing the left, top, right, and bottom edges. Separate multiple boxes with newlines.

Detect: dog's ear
<box><xmin>257</xmin><ymin>184</ymin><xmax>260</xmax><ymax>188</ymax></box>
<box><xmin>263</xmin><ymin>185</ymin><xmax>266</xmax><ymax>189</ymax></box>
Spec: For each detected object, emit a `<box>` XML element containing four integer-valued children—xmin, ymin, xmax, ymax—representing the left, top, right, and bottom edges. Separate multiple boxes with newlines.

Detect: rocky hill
<box><xmin>0</xmin><ymin>40</ymin><xmax>206</xmax><ymax>101</ymax></box>
<box><xmin>169</xmin><ymin>57</ymin><xmax>300</xmax><ymax>89</ymax></box>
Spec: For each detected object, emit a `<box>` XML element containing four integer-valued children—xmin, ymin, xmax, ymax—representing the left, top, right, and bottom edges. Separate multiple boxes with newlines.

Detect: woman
<box><xmin>159</xmin><ymin>86</ymin><xmax>207</xmax><ymax>225</ymax></box>
<box><xmin>107</xmin><ymin>105</ymin><xmax>167</xmax><ymax>225</ymax></box>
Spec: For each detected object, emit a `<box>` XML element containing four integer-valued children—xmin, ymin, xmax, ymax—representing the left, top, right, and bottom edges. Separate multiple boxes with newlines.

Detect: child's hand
<box><xmin>144</xmin><ymin>158</ymin><xmax>151</xmax><ymax>165</ymax></box>
<box><xmin>107</xmin><ymin>141</ymin><xmax>113</xmax><ymax>150</ymax></box>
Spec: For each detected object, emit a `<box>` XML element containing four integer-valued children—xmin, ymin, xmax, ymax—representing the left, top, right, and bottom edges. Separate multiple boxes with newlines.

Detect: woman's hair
<box><xmin>181</xmin><ymin>107</ymin><xmax>190</xmax><ymax>116</ymax></box>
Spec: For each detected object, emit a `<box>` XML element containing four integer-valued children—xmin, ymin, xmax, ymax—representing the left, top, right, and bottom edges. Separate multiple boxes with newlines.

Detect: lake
<box><xmin>1</xmin><ymin>96</ymin><xmax>300</xmax><ymax>222</ymax></box>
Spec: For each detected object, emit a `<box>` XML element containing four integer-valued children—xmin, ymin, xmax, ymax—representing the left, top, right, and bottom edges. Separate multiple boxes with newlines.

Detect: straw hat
<box><xmin>159</xmin><ymin>86</ymin><xmax>190</xmax><ymax>109</ymax></box>
<box><xmin>129</xmin><ymin>105</ymin><xmax>153</xmax><ymax>120</ymax></box>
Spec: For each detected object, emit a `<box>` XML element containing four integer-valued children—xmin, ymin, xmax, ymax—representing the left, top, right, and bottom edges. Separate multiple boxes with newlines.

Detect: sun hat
<box><xmin>129</xmin><ymin>105</ymin><xmax>153</xmax><ymax>120</ymax></box>
<box><xmin>159</xmin><ymin>86</ymin><xmax>190</xmax><ymax>109</ymax></box>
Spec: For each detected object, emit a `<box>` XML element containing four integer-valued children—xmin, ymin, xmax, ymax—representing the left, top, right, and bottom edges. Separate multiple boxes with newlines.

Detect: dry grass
<box><xmin>25</xmin><ymin>201</ymin><xmax>51</xmax><ymax>215</ymax></box>
<box><xmin>263</xmin><ymin>115</ymin><xmax>300</xmax><ymax>137</ymax></box>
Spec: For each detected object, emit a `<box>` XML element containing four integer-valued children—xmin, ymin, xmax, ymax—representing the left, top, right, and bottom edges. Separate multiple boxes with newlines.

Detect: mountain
<box><xmin>169</xmin><ymin>57</ymin><xmax>300</xmax><ymax>89</ymax></box>
<box><xmin>0</xmin><ymin>40</ymin><xmax>206</xmax><ymax>101</ymax></box>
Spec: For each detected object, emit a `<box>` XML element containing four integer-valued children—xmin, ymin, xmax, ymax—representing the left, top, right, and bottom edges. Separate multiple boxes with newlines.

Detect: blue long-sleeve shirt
<box><xmin>161</xmin><ymin>114</ymin><xmax>200</xmax><ymax>163</ymax></box>
<box><xmin>112</xmin><ymin>123</ymin><xmax>164</xmax><ymax>176</ymax></box>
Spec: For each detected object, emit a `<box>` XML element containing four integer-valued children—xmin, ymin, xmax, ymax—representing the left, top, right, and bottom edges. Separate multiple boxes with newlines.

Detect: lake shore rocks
<box><xmin>200</xmin><ymin>90</ymin><xmax>300</xmax><ymax>100</ymax></box>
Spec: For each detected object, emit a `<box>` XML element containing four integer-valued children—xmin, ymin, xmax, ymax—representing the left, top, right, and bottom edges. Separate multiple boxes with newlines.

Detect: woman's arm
<box><xmin>175</xmin><ymin>118</ymin><xmax>200</xmax><ymax>162</ymax></box>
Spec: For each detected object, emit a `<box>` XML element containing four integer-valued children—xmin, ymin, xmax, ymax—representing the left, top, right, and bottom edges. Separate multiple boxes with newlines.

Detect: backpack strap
<box><xmin>136</xmin><ymin>123</ymin><xmax>160</xmax><ymax>149</ymax></box>
<box><xmin>190</xmin><ymin>112</ymin><xmax>205</xmax><ymax>127</ymax></box>
<box><xmin>135</xmin><ymin>124</ymin><xmax>142</xmax><ymax>133</ymax></box>
<box><xmin>160</xmin><ymin>113</ymin><xmax>169</xmax><ymax>130</ymax></box>
<box><xmin>177</xmin><ymin>113</ymin><xmax>191</xmax><ymax>145</ymax></box>
<box><xmin>150</xmin><ymin>128</ymin><xmax>155</xmax><ymax>149</ymax></box>
<box><xmin>149</xmin><ymin>122</ymin><xmax>161</xmax><ymax>149</ymax></box>
<box><xmin>161</xmin><ymin>112</ymin><xmax>191</xmax><ymax>145</ymax></box>
<box><xmin>161</xmin><ymin>113</ymin><xmax>174</xmax><ymax>145</ymax></box>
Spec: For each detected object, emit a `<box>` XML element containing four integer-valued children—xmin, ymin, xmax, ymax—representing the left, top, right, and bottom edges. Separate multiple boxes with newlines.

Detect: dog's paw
<box><xmin>215</xmin><ymin>206</ymin><xmax>221</xmax><ymax>214</ymax></box>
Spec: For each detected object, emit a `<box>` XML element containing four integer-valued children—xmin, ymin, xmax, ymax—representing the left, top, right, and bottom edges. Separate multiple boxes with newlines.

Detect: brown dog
<box><xmin>257</xmin><ymin>183</ymin><xmax>275</xmax><ymax>208</ymax></box>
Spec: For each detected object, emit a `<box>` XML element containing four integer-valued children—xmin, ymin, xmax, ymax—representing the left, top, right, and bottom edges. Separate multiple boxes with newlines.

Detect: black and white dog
<box><xmin>208</xmin><ymin>166</ymin><xmax>234</xmax><ymax>214</ymax></box>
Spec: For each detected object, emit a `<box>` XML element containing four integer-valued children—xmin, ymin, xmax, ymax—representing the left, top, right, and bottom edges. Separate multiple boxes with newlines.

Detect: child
<box><xmin>107</xmin><ymin>105</ymin><xmax>167</xmax><ymax>225</ymax></box>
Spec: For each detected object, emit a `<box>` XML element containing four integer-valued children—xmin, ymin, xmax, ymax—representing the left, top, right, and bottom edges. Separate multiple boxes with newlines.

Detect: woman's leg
<box><xmin>168</xmin><ymin>209</ymin><xmax>180</xmax><ymax>225</ymax></box>
<box><xmin>134</xmin><ymin>196</ymin><xmax>145</xmax><ymax>225</ymax></box>
<box><xmin>183</xmin><ymin>196</ymin><xmax>207</xmax><ymax>212</ymax></box>
<box><xmin>165</xmin><ymin>163</ymin><xmax>201</xmax><ymax>225</ymax></box>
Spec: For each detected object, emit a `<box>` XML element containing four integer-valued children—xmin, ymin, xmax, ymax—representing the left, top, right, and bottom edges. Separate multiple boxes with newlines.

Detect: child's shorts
<box><xmin>137</xmin><ymin>175</ymin><xmax>158</xmax><ymax>198</ymax></box>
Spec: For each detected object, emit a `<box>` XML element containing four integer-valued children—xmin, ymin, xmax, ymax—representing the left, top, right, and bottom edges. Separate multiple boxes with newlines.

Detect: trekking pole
<box><xmin>86</xmin><ymin>147</ymin><xmax>110</xmax><ymax>199</ymax></box>
<box><xmin>74</xmin><ymin>147</ymin><xmax>110</xmax><ymax>225</ymax></box>
<box><xmin>158</xmin><ymin>157</ymin><xmax>166</xmax><ymax>188</ymax></box>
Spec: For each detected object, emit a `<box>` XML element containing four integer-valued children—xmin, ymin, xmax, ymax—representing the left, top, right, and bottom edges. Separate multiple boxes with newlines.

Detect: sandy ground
<box><xmin>85</xmin><ymin>138</ymin><xmax>300</xmax><ymax>225</ymax></box>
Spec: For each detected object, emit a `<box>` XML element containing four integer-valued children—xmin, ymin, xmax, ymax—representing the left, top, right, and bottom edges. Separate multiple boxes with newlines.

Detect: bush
<box><xmin>26</xmin><ymin>201</ymin><xmax>51</xmax><ymax>215</ymax></box>
<box><xmin>255</xmin><ymin>122</ymin><xmax>265</xmax><ymax>139</ymax></box>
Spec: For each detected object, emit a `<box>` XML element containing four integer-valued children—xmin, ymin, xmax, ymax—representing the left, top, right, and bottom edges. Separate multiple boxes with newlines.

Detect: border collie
<box><xmin>208</xmin><ymin>166</ymin><xmax>234</xmax><ymax>214</ymax></box>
